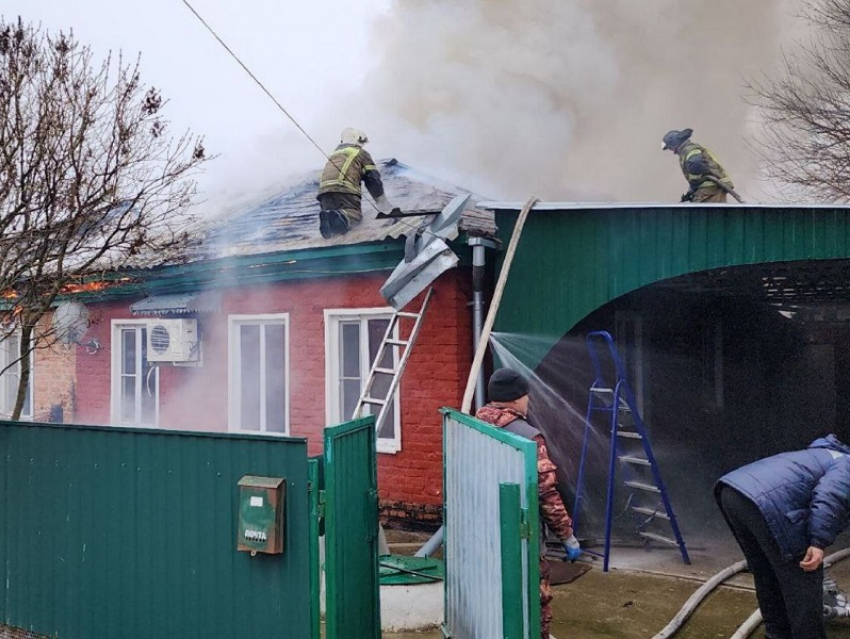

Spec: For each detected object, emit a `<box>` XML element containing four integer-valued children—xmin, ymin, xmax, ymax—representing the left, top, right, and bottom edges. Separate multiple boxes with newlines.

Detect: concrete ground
<box><xmin>383</xmin><ymin>532</ymin><xmax>850</xmax><ymax>638</ymax></box>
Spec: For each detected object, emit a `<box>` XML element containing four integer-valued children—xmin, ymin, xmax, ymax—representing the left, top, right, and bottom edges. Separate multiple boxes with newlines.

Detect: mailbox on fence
<box><xmin>237</xmin><ymin>475</ymin><xmax>286</xmax><ymax>555</ymax></box>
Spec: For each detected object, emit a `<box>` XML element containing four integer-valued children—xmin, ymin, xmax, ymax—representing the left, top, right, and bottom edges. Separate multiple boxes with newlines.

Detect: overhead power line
<box><xmin>179</xmin><ymin>0</ymin><xmax>331</xmax><ymax>163</ymax></box>
<box><xmin>179</xmin><ymin>0</ymin><xmax>447</xmax><ymax>238</ymax></box>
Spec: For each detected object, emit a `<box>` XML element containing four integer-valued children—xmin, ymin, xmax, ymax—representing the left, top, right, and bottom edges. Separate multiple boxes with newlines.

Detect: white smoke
<box><xmin>319</xmin><ymin>0</ymin><xmax>802</xmax><ymax>203</ymax></box>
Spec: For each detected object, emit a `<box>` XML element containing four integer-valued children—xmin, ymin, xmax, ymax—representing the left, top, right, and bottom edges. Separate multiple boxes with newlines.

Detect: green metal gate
<box><xmin>442</xmin><ymin>408</ymin><xmax>539</xmax><ymax>638</ymax></box>
<box><xmin>323</xmin><ymin>416</ymin><xmax>381</xmax><ymax>639</ymax></box>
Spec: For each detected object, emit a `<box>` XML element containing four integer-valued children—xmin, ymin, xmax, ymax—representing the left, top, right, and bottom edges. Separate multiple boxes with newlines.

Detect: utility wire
<box><xmin>179</xmin><ymin>0</ymin><xmax>331</xmax><ymax>164</ymax></box>
<box><xmin>178</xmin><ymin>0</ymin><xmax>444</xmax><ymax>240</ymax></box>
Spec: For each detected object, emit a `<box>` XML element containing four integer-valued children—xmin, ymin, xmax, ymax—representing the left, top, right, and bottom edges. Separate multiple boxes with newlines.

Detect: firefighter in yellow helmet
<box><xmin>317</xmin><ymin>128</ymin><xmax>396</xmax><ymax>238</ymax></box>
<box><xmin>662</xmin><ymin>128</ymin><xmax>735</xmax><ymax>203</ymax></box>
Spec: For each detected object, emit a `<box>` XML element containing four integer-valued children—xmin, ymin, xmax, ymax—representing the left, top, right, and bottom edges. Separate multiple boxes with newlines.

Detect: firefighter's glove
<box><xmin>375</xmin><ymin>194</ymin><xmax>395</xmax><ymax>214</ymax></box>
<box><xmin>680</xmin><ymin>191</ymin><xmax>694</xmax><ymax>203</ymax></box>
<box><xmin>564</xmin><ymin>535</ymin><xmax>582</xmax><ymax>562</ymax></box>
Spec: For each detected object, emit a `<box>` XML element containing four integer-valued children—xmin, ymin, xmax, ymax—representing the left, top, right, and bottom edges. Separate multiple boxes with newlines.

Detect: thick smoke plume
<box><xmin>337</xmin><ymin>0</ymin><xmax>799</xmax><ymax>202</ymax></box>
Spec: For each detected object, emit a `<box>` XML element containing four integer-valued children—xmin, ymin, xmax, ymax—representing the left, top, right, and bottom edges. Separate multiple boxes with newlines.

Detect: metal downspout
<box><xmin>471</xmin><ymin>239</ymin><xmax>487</xmax><ymax>411</ymax></box>
<box><xmin>414</xmin><ymin>237</ymin><xmax>495</xmax><ymax>559</ymax></box>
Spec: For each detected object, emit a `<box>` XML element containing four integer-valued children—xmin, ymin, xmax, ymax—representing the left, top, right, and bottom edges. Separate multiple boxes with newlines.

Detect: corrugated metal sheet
<box><xmin>443</xmin><ymin>409</ymin><xmax>537</xmax><ymax>639</ymax></box>
<box><xmin>129</xmin><ymin>290</ymin><xmax>222</xmax><ymax>315</ymax></box>
<box><xmin>0</xmin><ymin>420</ymin><xmax>311</xmax><ymax>639</ymax></box>
<box><xmin>489</xmin><ymin>204</ymin><xmax>850</xmax><ymax>369</ymax></box>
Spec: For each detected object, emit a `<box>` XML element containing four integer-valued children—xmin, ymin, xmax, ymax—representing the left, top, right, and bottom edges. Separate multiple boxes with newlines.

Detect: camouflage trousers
<box><xmin>540</xmin><ymin>554</ymin><xmax>553</xmax><ymax>639</ymax></box>
<box><xmin>318</xmin><ymin>192</ymin><xmax>363</xmax><ymax>226</ymax></box>
<box><xmin>692</xmin><ymin>187</ymin><xmax>727</xmax><ymax>203</ymax></box>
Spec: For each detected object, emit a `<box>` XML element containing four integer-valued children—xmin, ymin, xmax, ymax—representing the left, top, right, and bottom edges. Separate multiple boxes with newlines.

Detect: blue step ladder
<box><xmin>572</xmin><ymin>331</ymin><xmax>690</xmax><ymax>572</ymax></box>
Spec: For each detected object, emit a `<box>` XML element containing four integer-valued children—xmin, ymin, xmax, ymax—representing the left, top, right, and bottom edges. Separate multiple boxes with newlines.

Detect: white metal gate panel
<box><xmin>442</xmin><ymin>408</ymin><xmax>538</xmax><ymax>639</ymax></box>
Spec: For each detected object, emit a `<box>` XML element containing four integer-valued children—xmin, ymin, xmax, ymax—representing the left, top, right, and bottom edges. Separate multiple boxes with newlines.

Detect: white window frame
<box><xmin>0</xmin><ymin>329</ymin><xmax>33</xmax><ymax>420</ymax></box>
<box><xmin>324</xmin><ymin>307</ymin><xmax>402</xmax><ymax>454</ymax></box>
<box><xmin>228</xmin><ymin>313</ymin><xmax>291</xmax><ymax>436</ymax></box>
<box><xmin>110</xmin><ymin>319</ymin><xmax>160</xmax><ymax>427</ymax></box>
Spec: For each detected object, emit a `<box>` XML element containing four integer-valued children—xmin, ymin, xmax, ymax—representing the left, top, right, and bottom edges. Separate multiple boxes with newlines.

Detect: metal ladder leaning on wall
<box><xmin>572</xmin><ymin>330</ymin><xmax>690</xmax><ymax>572</ymax></box>
<box><xmin>352</xmin><ymin>287</ymin><xmax>433</xmax><ymax>437</ymax></box>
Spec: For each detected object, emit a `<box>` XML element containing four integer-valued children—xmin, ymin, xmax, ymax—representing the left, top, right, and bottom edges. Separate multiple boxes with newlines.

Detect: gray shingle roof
<box><xmin>201</xmin><ymin>159</ymin><xmax>496</xmax><ymax>259</ymax></box>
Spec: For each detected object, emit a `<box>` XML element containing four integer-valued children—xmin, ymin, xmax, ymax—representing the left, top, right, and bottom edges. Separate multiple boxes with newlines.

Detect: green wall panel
<box><xmin>493</xmin><ymin>205</ymin><xmax>850</xmax><ymax>369</ymax></box>
<box><xmin>0</xmin><ymin>421</ymin><xmax>310</xmax><ymax>639</ymax></box>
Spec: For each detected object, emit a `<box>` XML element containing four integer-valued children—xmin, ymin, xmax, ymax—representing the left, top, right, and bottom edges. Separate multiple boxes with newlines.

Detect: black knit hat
<box><xmin>488</xmin><ymin>368</ymin><xmax>530</xmax><ymax>402</ymax></box>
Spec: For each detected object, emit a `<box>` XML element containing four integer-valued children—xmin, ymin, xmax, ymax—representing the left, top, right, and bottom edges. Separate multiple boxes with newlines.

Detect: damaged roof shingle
<box><xmin>201</xmin><ymin>158</ymin><xmax>496</xmax><ymax>259</ymax></box>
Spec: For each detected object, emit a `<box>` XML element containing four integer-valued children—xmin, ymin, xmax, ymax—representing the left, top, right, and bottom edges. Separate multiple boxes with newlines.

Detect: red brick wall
<box><xmin>73</xmin><ymin>269</ymin><xmax>473</xmax><ymax>519</ymax></box>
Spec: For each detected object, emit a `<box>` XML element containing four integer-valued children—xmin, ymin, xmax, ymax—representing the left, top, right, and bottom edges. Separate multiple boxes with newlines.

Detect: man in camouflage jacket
<box><xmin>476</xmin><ymin>367</ymin><xmax>580</xmax><ymax>639</ymax></box>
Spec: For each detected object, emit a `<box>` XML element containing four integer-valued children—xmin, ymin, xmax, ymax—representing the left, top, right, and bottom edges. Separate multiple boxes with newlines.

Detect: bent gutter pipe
<box><xmin>729</xmin><ymin>547</ymin><xmax>850</xmax><ymax>639</ymax></box>
<box><xmin>414</xmin><ymin>237</ymin><xmax>494</xmax><ymax>559</ymax></box>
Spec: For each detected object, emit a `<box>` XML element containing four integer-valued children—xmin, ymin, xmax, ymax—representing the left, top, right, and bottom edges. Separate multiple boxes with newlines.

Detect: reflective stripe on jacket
<box><xmin>678</xmin><ymin>141</ymin><xmax>733</xmax><ymax>192</ymax></box>
<box><xmin>318</xmin><ymin>144</ymin><xmax>383</xmax><ymax>198</ymax></box>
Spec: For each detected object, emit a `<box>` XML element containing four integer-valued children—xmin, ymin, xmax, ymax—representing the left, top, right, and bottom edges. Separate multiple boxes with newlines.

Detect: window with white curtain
<box><xmin>324</xmin><ymin>309</ymin><xmax>400</xmax><ymax>453</ymax></box>
<box><xmin>111</xmin><ymin>321</ymin><xmax>159</xmax><ymax>426</ymax></box>
<box><xmin>0</xmin><ymin>330</ymin><xmax>32</xmax><ymax>420</ymax></box>
<box><xmin>228</xmin><ymin>314</ymin><xmax>290</xmax><ymax>435</ymax></box>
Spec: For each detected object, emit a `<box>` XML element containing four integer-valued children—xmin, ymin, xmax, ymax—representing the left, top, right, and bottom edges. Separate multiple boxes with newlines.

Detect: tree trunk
<box><xmin>11</xmin><ymin>324</ymin><xmax>32</xmax><ymax>421</ymax></box>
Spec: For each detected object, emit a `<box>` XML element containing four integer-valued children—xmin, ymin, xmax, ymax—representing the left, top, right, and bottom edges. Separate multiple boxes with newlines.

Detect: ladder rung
<box><xmin>624</xmin><ymin>480</ymin><xmax>660</xmax><ymax>493</ymax></box>
<box><xmin>631</xmin><ymin>506</ymin><xmax>670</xmax><ymax>520</ymax></box>
<box><xmin>385</xmin><ymin>338</ymin><xmax>409</xmax><ymax>347</ymax></box>
<box><xmin>639</xmin><ymin>531</ymin><xmax>679</xmax><ymax>546</ymax></box>
<box><xmin>619</xmin><ymin>455</ymin><xmax>650</xmax><ymax>466</ymax></box>
<box><xmin>361</xmin><ymin>397</ymin><xmax>387</xmax><ymax>406</ymax></box>
<box><xmin>373</xmin><ymin>367</ymin><xmax>396</xmax><ymax>375</ymax></box>
<box><xmin>617</xmin><ymin>431</ymin><xmax>642</xmax><ymax>439</ymax></box>
<box><xmin>590</xmin><ymin>387</ymin><xmax>613</xmax><ymax>394</ymax></box>
<box><xmin>396</xmin><ymin>311</ymin><xmax>420</xmax><ymax>319</ymax></box>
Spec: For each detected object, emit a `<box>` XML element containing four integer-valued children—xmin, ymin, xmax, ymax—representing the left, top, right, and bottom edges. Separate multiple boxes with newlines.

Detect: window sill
<box><xmin>377</xmin><ymin>441</ymin><xmax>401</xmax><ymax>455</ymax></box>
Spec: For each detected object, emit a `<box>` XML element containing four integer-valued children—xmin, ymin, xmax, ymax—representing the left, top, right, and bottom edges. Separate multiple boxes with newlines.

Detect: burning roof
<box><xmin>200</xmin><ymin>158</ymin><xmax>496</xmax><ymax>259</ymax></box>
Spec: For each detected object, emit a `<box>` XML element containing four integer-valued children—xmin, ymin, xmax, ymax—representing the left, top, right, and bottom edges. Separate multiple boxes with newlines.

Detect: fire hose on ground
<box><xmin>729</xmin><ymin>547</ymin><xmax>850</xmax><ymax>639</ymax></box>
<box><xmin>651</xmin><ymin>548</ymin><xmax>850</xmax><ymax>639</ymax></box>
<box><xmin>651</xmin><ymin>560</ymin><xmax>748</xmax><ymax>639</ymax></box>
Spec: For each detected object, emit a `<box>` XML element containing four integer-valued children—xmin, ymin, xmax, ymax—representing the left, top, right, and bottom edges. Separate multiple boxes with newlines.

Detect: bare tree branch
<box><xmin>0</xmin><ymin>18</ymin><xmax>210</xmax><ymax>419</ymax></box>
<box><xmin>750</xmin><ymin>0</ymin><xmax>850</xmax><ymax>202</ymax></box>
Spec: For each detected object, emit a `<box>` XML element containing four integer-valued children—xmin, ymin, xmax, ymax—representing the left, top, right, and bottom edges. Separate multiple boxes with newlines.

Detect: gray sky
<box><xmin>4</xmin><ymin>0</ymin><xmax>809</xmax><ymax>204</ymax></box>
<box><xmin>8</xmin><ymin>0</ymin><xmax>390</xmax><ymax>206</ymax></box>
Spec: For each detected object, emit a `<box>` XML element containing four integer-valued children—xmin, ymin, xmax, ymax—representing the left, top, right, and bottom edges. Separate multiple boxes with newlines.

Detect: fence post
<box><xmin>500</xmin><ymin>483</ymin><xmax>525</xmax><ymax>639</ymax></box>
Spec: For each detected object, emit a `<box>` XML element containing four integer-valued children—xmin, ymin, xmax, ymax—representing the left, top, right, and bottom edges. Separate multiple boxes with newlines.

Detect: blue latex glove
<box><xmin>564</xmin><ymin>535</ymin><xmax>581</xmax><ymax>562</ymax></box>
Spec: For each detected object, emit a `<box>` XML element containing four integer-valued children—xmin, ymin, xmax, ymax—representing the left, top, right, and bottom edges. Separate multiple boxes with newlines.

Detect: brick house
<box><xmin>16</xmin><ymin>160</ymin><xmax>497</xmax><ymax>528</ymax></box>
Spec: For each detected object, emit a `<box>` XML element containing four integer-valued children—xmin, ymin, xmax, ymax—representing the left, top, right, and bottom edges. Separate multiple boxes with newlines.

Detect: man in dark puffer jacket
<box><xmin>715</xmin><ymin>435</ymin><xmax>850</xmax><ymax>639</ymax></box>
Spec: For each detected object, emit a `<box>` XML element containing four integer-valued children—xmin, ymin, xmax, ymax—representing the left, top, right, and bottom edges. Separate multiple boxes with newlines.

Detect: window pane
<box><xmin>340</xmin><ymin>322</ymin><xmax>361</xmax><ymax>378</ymax></box>
<box><xmin>141</xmin><ymin>365</ymin><xmax>157</xmax><ymax>425</ymax></box>
<box><xmin>239</xmin><ymin>324</ymin><xmax>261</xmax><ymax>430</ymax></box>
<box><xmin>377</xmin><ymin>397</ymin><xmax>396</xmax><ymax>439</ymax></box>
<box><xmin>264</xmin><ymin>324</ymin><xmax>286</xmax><ymax>433</ymax></box>
<box><xmin>3</xmin><ymin>371</ymin><xmax>15</xmax><ymax>416</ymax></box>
<box><xmin>22</xmin><ymin>364</ymin><xmax>32</xmax><ymax>418</ymax></box>
<box><xmin>139</xmin><ymin>328</ymin><xmax>157</xmax><ymax>425</ymax></box>
<box><xmin>122</xmin><ymin>329</ymin><xmax>136</xmax><ymax>374</ymax></box>
<box><xmin>368</xmin><ymin>318</ymin><xmax>396</xmax><ymax>440</ymax></box>
<box><xmin>341</xmin><ymin>379</ymin><xmax>360</xmax><ymax>422</ymax></box>
<box><xmin>121</xmin><ymin>376</ymin><xmax>136</xmax><ymax>422</ymax></box>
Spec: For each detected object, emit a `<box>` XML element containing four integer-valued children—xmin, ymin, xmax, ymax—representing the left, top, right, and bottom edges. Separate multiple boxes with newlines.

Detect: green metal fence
<box><xmin>442</xmin><ymin>408</ymin><xmax>539</xmax><ymax>638</ymax></box>
<box><xmin>491</xmin><ymin>204</ymin><xmax>850</xmax><ymax>369</ymax></box>
<box><xmin>0</xmin><ymin>420</ymin><xmax>315</xmax><ymax>639</ymax></box>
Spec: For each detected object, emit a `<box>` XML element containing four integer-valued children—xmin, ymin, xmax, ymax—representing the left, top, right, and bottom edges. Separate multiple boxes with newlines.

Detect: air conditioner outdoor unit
<box><xmin>145</xmin><ymin>318</ymin><xmax>199</xmax><ymax>362</ymax></box>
